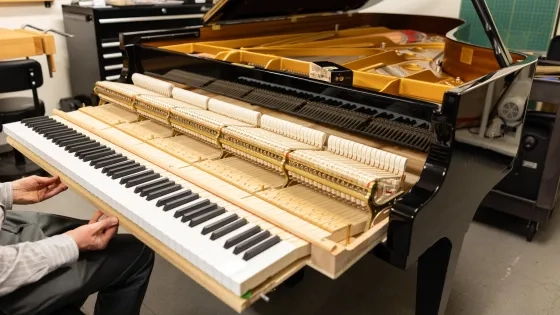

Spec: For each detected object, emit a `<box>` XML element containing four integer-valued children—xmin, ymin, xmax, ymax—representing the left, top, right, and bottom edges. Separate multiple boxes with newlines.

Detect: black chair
<box><xmin>0</xmin><ymin>59</ymin><xmax>47</xmax><ymax>181</ymax></box>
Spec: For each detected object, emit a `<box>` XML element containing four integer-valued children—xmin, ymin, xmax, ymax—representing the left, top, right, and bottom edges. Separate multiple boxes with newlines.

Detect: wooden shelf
<box><xmin>0</xmin><ymin>0</ymin><xmax>54</xmax><ymax>7</ymax></box>
<box><xmin>0</xmin><ymin>28</ymin><xmax>56</xmax><ymax>70</ymax></box>
<box><xmin>0</xmin><ymin>0</ymin><xmax>51</xmax><ymax>2</ymax></box>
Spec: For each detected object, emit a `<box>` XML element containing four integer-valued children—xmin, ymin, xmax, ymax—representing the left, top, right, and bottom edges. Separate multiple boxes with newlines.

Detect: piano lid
<box><xmin>202</xmin><ymin>0</ymin><xmax>370</xmax><ymax>24</ymax></box>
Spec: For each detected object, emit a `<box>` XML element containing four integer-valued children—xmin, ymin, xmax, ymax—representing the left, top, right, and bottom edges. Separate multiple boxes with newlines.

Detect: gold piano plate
<box><xmin>149</xmin><ymin>1</ymin><xmax>527</xmax><ymax>105</ymax></box>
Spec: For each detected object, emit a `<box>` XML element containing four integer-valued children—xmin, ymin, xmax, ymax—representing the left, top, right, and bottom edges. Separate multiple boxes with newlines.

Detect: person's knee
<box><xmin>114</xmin><ymin>234</ymin><xmax>155</xmax><ymax>269</ymax></box>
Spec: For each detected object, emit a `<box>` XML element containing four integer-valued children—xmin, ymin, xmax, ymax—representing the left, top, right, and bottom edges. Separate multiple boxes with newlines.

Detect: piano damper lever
<box><xmin>471</xmin><ymin>0</ymin><xmax>513</xmax><ymax>68</ymax></box>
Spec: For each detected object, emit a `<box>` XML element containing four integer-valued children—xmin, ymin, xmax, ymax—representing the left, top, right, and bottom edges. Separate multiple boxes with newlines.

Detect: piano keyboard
<box><xmin>5</xmin><ymin>116</ymin><xmax>309</xmax><ymax>296</ymax></box>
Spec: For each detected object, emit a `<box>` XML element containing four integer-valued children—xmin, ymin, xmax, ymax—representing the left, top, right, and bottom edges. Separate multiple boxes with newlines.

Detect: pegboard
<box><xmin>459</xmin><ymin>0</ymin><xmax>559</xmax><ymax>51</ymax></box>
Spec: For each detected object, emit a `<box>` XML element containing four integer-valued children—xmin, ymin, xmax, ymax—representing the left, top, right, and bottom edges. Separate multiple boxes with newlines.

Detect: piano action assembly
<box><xmin>3</xmin><ymin>0</ymin><xmax>538</xmax><ymax>314</ymax></box>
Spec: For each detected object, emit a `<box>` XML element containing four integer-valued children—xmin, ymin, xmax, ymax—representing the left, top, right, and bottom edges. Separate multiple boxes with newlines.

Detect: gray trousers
<box><xmin>0</xmin><ymin>211</ymin><xmax>155</xmax><ymax>315</ymax></box>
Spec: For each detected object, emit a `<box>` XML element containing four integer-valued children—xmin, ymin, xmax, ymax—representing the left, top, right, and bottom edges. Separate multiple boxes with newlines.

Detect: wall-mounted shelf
<box><xmin>0</xmin><ymin>0</ymin><xmax>53</xmax><ymax>7</ymax></box>
<box><xmin>0</xmin><ymin>28</ymin><xmax>56</xmax><ymax>70</ymax></box>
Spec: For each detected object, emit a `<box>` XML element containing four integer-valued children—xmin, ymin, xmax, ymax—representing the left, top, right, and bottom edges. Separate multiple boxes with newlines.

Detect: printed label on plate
<box><xmin>522</xmin><ymin>160</ymin><xmax>538</xmax><ymax>169</ymax></box>
<box><xmin>309</xmin><ymin>63</ymin><xmax>332</xmax><ymax>83</ymax></box>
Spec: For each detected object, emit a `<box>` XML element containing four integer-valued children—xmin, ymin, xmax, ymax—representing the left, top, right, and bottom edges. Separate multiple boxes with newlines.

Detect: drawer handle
<box><xmin>103</xmin><ymin>52</ymin><xmax>122</xmax><ymax>59</ymax></box>
<box><xmin>98</xmin><ymin>14</ymin><xmax>203</xmax><ymax>24</ymax></box>
<box><xmin>106</xmin><ymin>75</ymin><xmax>121</xmax><ymax>81</ymax></box>
<box><xmin>101</xmin><ymin>42</ymin><xmax>119</xmax><ymax>48</ymax></box>
<box><xmin>104</xmin><ymin>64</ymin><xmax>123</xmax><ymax>71</ymax></box>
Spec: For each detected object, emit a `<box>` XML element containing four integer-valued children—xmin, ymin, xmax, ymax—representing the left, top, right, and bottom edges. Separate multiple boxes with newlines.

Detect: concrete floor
<box><xmin>14</xmin><ymin>188</ymin><xmax>560</xmax><ymax>315</ymax></box>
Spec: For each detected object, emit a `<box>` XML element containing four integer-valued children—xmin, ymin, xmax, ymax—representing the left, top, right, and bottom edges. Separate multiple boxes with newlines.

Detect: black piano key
<box><xmin>232</xmin><ymin>230</ymin><xmax>271</xmax><ymax>255</ymax></box>
<box><xmin>163</xmin><ymin>193</ymin><xmax>199</xmax><ymax>211</ymax></box>
<box><xmin>104</xmin><ymin>161</ymin><xmax>137</xmax><ymax>175</ymax></box>
<box><xmin>156</xmin><ymin>189</ymin><xmax>192</xmax><ymax>207</ymax></box>
<box><xmin>22</xmin><ymin>116</ymin><xmax>49</xmax><ymax>124</ymax></box>
<box><xmin>210</xmin><ymin>218</ymin><xmax>248</xmax><ymax>241</ymax></box>
<box><xmin>27</xmin><ymin>118</ymin><xmax>57</xmax><ymax>126</ymax></box>
<box><xmin>46</xmin><ymin>129</ymin><xmax>74</xmax><ymax>139</ymax></box>
<box><xmin>112</xmin><ymin>165</ymin><xmax>147</xmax><ymax>180</ymax></box>
<box><xmin>242</xmin><ymin>235</ymin><xmax>281</xmax><ymax>261</ymax></box>
<box><xmin>172</xmin><ymin>197</ymin><xmax>206</xmax><ymax>217</ymax></box>
<box><xmin>81</xmin><ymin>149</ymin><xmax>113</xmax><ymax>162</ymax></box>
<box><xmin>106</xmin><ymin>162</ymin><xmax>140</xmax><ymax>176</ymax></box>
<box><xmin>59</xmin><ymin>137</ymin><xmax>91</xmax><ymax>149</ymax></box>
<box><xmin>24</xmin><ymin>115</ymin><xmax>52</xmax><ymax>123</ymax></box>
<box><xmin>181</xmin><ymin>204</ymin><xmax>218</xmax><ymax>223</ymax></box>
<box><xmin>42</xmin><ymin>126</ymin><xmax>70</xmax><ymax>135</ymax></box>
<box><xmin>58</xmin><ymin>136</ymin><xmax>88</xmax><ymax>147</ymax></box>
<box><xmin>146</xmin><ymin>184</ymin><xmax>182</xmax><ymax>201</ymax></box>
<box><xmin>61</xmin><ymin>137</ymin><xmax>92</xmax><ymax>148</ymax></box>
<box><xmin>34</xmin><ymin>124</ymin><xmax>65</xmax><ymax>134</ymax></box>
<box><xmin>77</xmin><ymin>146</ymin><xmax>111</xmax><ymax>158</ymax></box>
<box><xmin>32</xmin><ymin>121</ymin><xmax>62</xmax><ymax>131</ymax></box>
<box><xmin>67</xmin><ymin>142</ymin><xmax>99</xmax><ymax>153</ymax></box>
<box><xmin>94</xmin><ymin>156</ymin><xmax>127</xmax><ymax>169</ymax></box>
<box><xmin>101</xmin><ymin>160</ymin><xmax>135</xmax><ymax>176</ymax></box>
<box><xmin>139</xmin><ymin>181</ymin><xmax>174</xmax><ymax>197</ymax></box>
<box><xmin>89</xmin><ymin>153</ymin><xmax>121</xmax><ymax>165</ymax></box>
<box><xmin>123</xmin><ymin>172</ymin><xmax>159</xmax><ymax>188</ymax></box>
<box><xmin>119</xmin><ymin>169</ymin><xmax>154</xmax><ymax>184</ymax></box>
<box><xmin>134</xmin><ymin>178</ymin><xmax>169</xmax><ymax>194</ymax></box>
<box><xmin>54</xmin><ymin>134</ymin><xmax>87</xmax><ymax>147</ymax></box>
<box><xmin>54</xmin><ymin>134</ymin><xmax>82</xmax><ymax>145</ymax></box>
<box><xmin>224</xmin><ymin>226</ymin><xmax>262</xmax><ymax>249</ymax></box>
<box><xmin>38</xmin><ymin>125</ymin><xmax>68</xmax><ymax>134</ymax></box>
<box><xmin>91</xmin><ymin>154</ymin><xmax>125</xmax><ymax>168</ymax></box>
<box><xmin>201</xmin><ymin>214</ymin><xmax>239</xmax><ymax>235</ymax></box>
<box><xmin>26</xmin><ymin>120</ymin><xmax>55</xmax><ymax>128</ymax></box>
<box><xmin>189</xmin><ymin>207</ymin><xmax>226</xmax><ymax>227</ymax></box>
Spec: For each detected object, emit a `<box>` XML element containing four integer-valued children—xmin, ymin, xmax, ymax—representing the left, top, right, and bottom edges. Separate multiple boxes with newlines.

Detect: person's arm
<box><xmin>0</xmin><ymin>182</ymin><xmax>13</xmax><ymax>218</ymax></box>
<box><xmin>0</xmin><ymin>181</ymin><xmax>79</xmax><ymax>296</ymax></box>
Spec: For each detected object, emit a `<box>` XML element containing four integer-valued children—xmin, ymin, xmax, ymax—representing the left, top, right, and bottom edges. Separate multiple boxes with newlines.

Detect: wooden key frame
<box><xmin>53</xmin><ymin>107</ymin><xmax>393</xmax><ymax>279</ymax></box>
<box><xmin>6</xmin><ymin>135</ymin><xmax>312</xmax><ymax>313</ymax></box>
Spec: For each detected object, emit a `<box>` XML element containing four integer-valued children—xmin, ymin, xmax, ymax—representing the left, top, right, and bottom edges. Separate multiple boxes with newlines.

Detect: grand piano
<box><xmin>3</xmin><ymin>0</ymin><xmax>537</xmax><ymax>314</ymax></box>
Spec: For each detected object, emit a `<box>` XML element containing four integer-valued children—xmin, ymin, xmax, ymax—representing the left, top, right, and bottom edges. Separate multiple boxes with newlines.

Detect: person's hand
<box><xmin>65</xmin><ymin>213</ymin><xmax>119</xmax><ymax>251</ymax></box>
<box><xmin>12</xmin><ymin>175</ymin><xmax>68</xmax><ymax>205</ymax></box>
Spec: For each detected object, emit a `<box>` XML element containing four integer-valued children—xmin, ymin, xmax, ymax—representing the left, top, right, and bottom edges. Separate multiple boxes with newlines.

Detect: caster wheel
<box><xmin>527</xmin><ymin>221</ymin><xmax>538</xmax><ymax>242</ymax></box>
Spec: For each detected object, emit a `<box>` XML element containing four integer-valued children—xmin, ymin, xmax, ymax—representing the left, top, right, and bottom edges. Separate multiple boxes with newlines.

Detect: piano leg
<box><xmin>416</xmin><ymin>233</ymin><xmax>465</xmax><ymax>315</ymax></box>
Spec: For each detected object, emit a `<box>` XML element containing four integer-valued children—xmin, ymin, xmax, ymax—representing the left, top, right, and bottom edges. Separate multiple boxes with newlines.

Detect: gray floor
<box><xmin>14</xmin><ymin>188</ymin><xmax>560</xmax><ymax>315</ymax></box>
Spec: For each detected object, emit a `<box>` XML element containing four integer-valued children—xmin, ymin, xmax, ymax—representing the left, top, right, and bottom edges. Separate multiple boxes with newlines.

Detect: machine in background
<box><xmin>480</xmin><ymin>57</ymin><xmax>560</xmax><ymax>242</ymax></box>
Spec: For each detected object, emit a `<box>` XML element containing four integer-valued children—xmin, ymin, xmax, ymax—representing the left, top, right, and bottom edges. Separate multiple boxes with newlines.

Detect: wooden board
<box><xmin>0</xmin><ymin>28</ymin><xmax>56</xmax><ymax>71</ymax></box>
<box><xmin>6</xmin><ymin>135</ymin><xmax>309</xmax><ymax>313</ymax></box>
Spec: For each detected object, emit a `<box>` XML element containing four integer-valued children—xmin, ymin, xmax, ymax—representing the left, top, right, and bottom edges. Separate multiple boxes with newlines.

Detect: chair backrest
<box><xmin>547</xmin><ymin>36</ymin><xmax>560</xmax><ymax>62</ymax></box>
<box><xmin>0</xmin><ymin>59</ymin><xmax>44</xmax><ymax>94</ymax></box>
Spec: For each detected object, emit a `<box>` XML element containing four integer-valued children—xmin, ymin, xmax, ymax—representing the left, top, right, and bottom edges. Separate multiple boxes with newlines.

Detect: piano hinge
<box><xmin>211</xmin><ymin>24</ymin><xmax>221</xmax><ymax>31</ymax></box>
<box><xmin>290</xmin><ymin>16</ymin><xmax>297</xmax><ymax>23</ymax></box>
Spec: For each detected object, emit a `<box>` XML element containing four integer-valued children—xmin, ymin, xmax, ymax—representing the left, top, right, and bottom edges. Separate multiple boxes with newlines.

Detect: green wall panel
<box><xmin>459</xmin><ymin>0</ymin><xmax>559</xmax><ymax>51</ymax></box>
